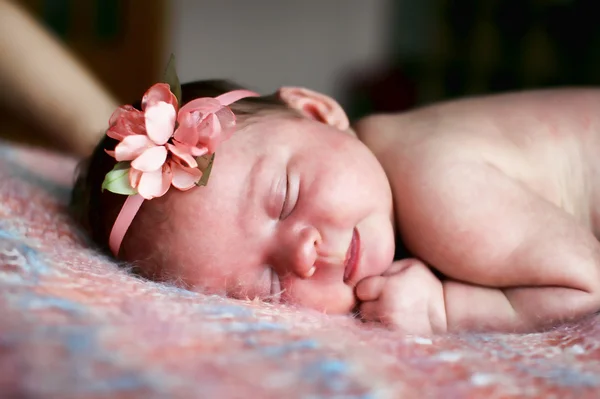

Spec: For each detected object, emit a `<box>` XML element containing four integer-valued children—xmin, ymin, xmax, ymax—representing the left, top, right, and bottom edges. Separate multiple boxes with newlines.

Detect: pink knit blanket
<box><xmin>1</xmin><ymin>141</ymin><xmax>600</xmax><ymax>399</ymax></box>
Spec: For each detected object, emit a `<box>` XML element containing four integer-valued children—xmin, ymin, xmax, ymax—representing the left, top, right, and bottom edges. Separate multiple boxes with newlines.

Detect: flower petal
<box><xmin>109</xmin><ymin>105</ymin><xmax>138</xmax><ymax>126</ymax></box>
<box><xmin>173</xmin><ymin>123</ymin><xmax>199</xmax><ymax>147</ymax></box>
<box><xmin>167</xmin><ymin>142</ymin><xmax>197</xmax><ymax>168</ymax></box>
<box><xmin>215</xmin><ymin>106</ymin><xmax>236</xmax><ymax>130</ymax></box>
<box><xmin>131</xmin><ymin>145</ymin><xmax>167</xmax><ymax>172</ymax></box>
<box><xmin>174</xmin><ymin>98</ymin><xmax>222</xmax><ymax>145</ymax></box>
<box><xmin>107</xmin><ymin>107</ymin><xmax>146</xmax><ymax>141</ymax></box>
<box><xmin>129</xmin><ymin>168</ymin><xmax>142</xmax><ymax>189</ymax></box>
<box><xmin>178</xmin><ymin>97</ymin><xmax>222</xmax><ymax>116</ymax></box>
<box><xmin>189</xmin><ymin>146</ymin><xmax>209</xmax><ymax>157</ymax></box>
<box><xmin>114</xmin><ymin>135</ymin><xmax>154</xmax><ymax>161</ymax></box>
<box><xmin>145</xmin><ymin>102</ymin><xmax>176</xmax><ymax>145</ymax></box>
<box><xmin>170</xmin><ymin>161</ymin><xmax>202</xmax><ymax>190</ymax></box>
<box><xmin>174</xmin><ymin>101</ymin><xmax>237</xmax><ymax>153</ymax></box>
<box><xmin>137</xmin><ymin>165</ymin><xmax>172</xmax><ymax>200</ymax></box>
<box><xmin>195</xmin><ymin>113</ymin><xmax>222</xmax><ymax>153</ymax></box>
<box><xmin>212</xmin><ymin>107</ymin><xmax>237</xmax><ymax>145</ymax></box>
<box><xmin>141</xmin><ymin>83</ymin><xmax>178</xmax><ymax>110</ymax></box>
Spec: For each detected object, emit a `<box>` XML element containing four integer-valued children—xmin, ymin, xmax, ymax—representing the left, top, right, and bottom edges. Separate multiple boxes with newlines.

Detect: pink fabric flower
<box><xmin>105</xmin><ymin>84</ymin><xmax>258</xmax><ymax>257</ymax></box>
<box><xmin>174</xmin><ymin>97</ymin><xmax>237</xmax><ymax>156</ymax></box>
<box><xmin>105</xmin><ymin>83</ymin><xmax>228</xmax><ymax>200</ymax></box>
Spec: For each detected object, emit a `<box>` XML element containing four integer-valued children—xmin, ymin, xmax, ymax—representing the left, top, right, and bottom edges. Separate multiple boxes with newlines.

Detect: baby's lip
<box><xmin>343</xmin><ymin>228</ymin><xmax>360</xmax><ymax>284</ymax></box>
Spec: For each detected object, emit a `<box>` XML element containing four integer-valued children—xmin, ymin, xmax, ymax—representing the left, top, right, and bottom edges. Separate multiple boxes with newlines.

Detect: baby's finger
<box><xmin>355</xmin><ymin>275</ymin><xmax>386</xmax><ymax>301</ymax></box>
<box><xmin>381</xmin><ymin>258</ymin><xmax>425</xmax><ymax>277</ymax></box>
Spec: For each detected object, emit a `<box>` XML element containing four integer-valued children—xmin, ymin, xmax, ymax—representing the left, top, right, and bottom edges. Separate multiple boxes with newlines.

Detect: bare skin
<box><xmin>0</xmin><ymin>0</ymin><xmax>116</xmax><ymax>156</ymax></box>
<box><xmin>354</xmin><ymin>88</ymin><xmax>600</xmax><ymax>334</ymax></box>
<box><xmin>115</xmin><ymin>85</ymin><xmax>600</xmax><ymax>335</ymax></box>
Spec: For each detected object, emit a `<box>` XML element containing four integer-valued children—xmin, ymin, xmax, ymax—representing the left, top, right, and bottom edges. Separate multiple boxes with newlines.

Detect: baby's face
<box><xmin>139</xmin><ymin>114</ymin><xmax>395</xmax><ymax>313</ymax></box>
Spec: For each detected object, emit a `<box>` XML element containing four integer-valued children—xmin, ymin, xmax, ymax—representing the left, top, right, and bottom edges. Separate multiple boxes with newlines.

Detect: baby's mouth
<box><xmin>343</xmin><ymin>228</ymin><xmax>360</xmax><ymax>283</ymax></box>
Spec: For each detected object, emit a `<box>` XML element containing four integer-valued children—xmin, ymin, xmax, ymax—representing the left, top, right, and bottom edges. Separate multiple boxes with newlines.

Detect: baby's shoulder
<box><xmin>353</xmin><ymin>110</ymin><xmax>501</xmax><ymax>174</ymax></box>
<box><xmin>353</xmin><ymin>112</ymin><xmax>417</xmax><ymax>155</ymax></box>
<box><xmin>355</xmin><ymin>102</ymin><xmax>595</xmax><ymax>232</ymax></box>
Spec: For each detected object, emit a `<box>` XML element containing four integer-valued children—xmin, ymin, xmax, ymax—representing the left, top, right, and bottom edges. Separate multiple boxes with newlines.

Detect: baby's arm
<box><xmin>357</xmin><ymin>262</ymin><xmax>597</xmax><ymax>334</ymax></box>
<box><xmin>360</xmin><ymin>159</ymin><xmax>600</xmax><ymax>334</ymax></box>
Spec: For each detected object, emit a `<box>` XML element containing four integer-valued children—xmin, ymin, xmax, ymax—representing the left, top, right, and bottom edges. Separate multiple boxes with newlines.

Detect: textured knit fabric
<box><xmin>1</xmin><ymin>141</ymin><xmax>599</xmax><ymax>399</ymax></box>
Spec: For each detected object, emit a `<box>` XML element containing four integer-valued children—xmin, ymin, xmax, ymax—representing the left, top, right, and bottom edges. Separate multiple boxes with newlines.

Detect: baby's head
<box><xmin>73</xmin><ymin>79</ymin><xmax>395</xmax><ymax>314</ymax></box>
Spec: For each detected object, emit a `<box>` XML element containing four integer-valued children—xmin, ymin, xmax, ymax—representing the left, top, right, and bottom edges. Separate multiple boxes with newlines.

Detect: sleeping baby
<box><xmin>72</xmin><ymin>63</ymin><xmax>600</xmax><ymax>335</ymax></box>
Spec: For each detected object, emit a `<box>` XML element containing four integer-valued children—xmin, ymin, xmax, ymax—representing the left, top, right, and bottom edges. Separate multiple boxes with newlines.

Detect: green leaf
<box><xmin>101</xmin><ymin>162</ymin><xmax>137</xmax><ymax>195</ymax></box>
<box><xmin>162</xmin><ymin>54</ymin><xmax>182</xmax><ymax>106</ymax></box>
<box><xmin>196</xmin><ymin>153</ymin><xmax>215</xmax><ymax>186</ymax></box>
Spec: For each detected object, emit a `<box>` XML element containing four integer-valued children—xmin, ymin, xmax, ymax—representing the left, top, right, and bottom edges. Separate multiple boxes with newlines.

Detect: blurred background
<box><xmin>3</xmin><ymin>0</ymin><xmax>600</xmax><ymax>147</ymax></box>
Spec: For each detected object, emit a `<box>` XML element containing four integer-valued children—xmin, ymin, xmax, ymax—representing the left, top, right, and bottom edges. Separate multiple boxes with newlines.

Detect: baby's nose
<box><xmin>290</xmin><ymin>226</ymin><xmax>321</xmax><ymax>278</ymax></box>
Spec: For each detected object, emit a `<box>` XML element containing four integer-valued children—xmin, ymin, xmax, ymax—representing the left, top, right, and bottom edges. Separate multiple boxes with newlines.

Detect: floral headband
<box><xmin>102</xmin><ymin>56</ymin><xmax>259</xmax><ymax>256</ymax></box>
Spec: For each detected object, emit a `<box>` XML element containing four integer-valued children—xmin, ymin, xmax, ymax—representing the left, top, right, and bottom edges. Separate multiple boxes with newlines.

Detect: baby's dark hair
<box><xmin>71</xmin><ymin>79</ymin><xmax>291</xmax><ymax>257</ymax></box>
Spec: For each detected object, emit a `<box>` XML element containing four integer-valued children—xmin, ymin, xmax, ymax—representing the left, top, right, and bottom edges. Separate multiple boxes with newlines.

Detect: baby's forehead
<box><xmin>167</xmin><ymin>141</ymin><xmax>270</xmax><ymax>241</ymax></box>
<box><xmin>166</xmin><ymin>115</ymin><xmax>308</xmax><ymax>241</ymax></box>
<box><xmin>233</xmin><ymin>114</ymin><xmax>308</xmax><ymax>146</ymax></box>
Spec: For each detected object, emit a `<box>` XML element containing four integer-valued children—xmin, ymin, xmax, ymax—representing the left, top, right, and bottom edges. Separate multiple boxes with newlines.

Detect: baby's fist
<box><xmin>356</xmin><ymin>259</ymin><xmax>447</xmax><ymax>335</ymax></box>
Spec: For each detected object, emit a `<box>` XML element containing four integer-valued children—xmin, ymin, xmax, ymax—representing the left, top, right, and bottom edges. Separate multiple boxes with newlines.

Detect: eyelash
<box><xmin>279</xmin><ymin>174</ymin><xmax>292</xmax><ymax>220</ymax></box>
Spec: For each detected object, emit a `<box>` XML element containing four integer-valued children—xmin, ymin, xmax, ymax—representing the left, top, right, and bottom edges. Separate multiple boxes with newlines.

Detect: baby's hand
<box><xmin>356</xmin><ymin>259</ymin><xmax>447</xmax><ymax>335</ymax></box>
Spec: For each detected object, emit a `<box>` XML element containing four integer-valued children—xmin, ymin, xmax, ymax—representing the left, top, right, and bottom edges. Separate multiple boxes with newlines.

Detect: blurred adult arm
<box><xmin>0</xmin><ymin>0</ymin><xmax>118</xmax><ymax>157</ymax></box>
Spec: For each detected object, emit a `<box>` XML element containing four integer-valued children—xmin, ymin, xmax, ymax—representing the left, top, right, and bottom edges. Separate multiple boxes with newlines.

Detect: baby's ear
<box><xmin>277</xmin><ymin>87</ymin><xmax>349</xmax><ymax>131</ymax></box>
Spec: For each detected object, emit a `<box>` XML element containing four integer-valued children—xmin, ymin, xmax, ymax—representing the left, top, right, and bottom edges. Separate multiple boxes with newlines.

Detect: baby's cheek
<box><xmin>282</xmin><ymin>279</ymin><xmax>356</xmax><ymax>314</ymax></box>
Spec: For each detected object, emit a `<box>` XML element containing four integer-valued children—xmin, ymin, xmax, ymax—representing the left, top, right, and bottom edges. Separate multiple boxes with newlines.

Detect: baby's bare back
<box><xmin>354</xmin><ymin>89</ymin><xmax>600</xmax><ymax>333</ymax></box>
<box><xmin>359</xmin><ymin>88</ymin><xmax>600</xmax><ymax>235</ymax></box>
